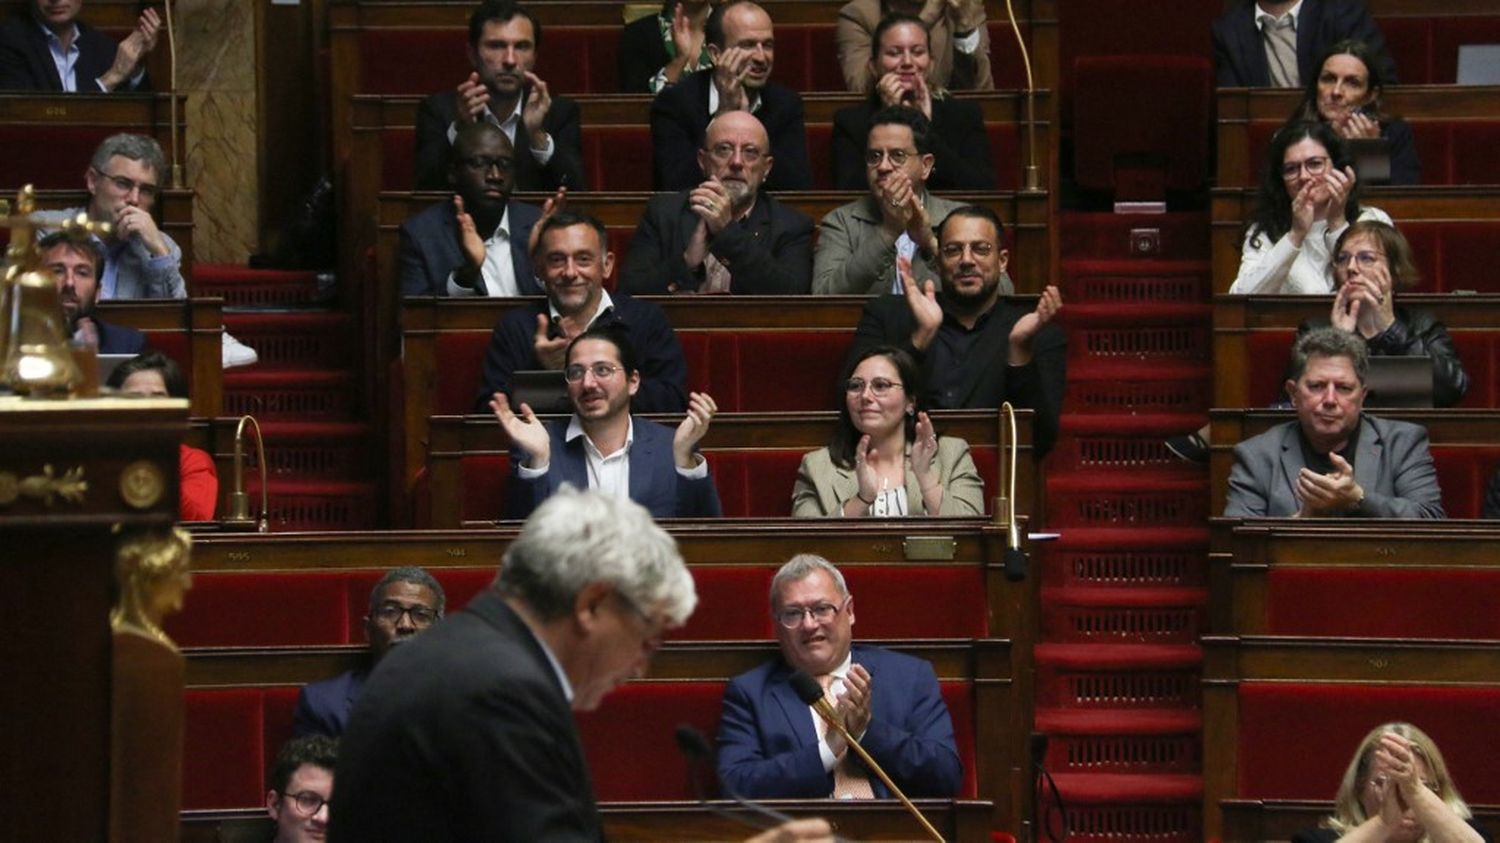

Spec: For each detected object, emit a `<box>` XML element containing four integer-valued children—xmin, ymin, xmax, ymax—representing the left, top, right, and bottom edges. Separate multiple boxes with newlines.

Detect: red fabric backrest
<box><xmin>1431</xmin><ymin>445</ymin><xmax>1500</xmax><ymax>518</ymax></box>
<box><xmin>844</xmin><ymin>567</ymin><xmax>988</xmax><ymax>638</ymax></box>
<box><xmin>704</xmin><ymin>450</ymin><xmax>805</xmax><ymax>516</ymax></box>
<box><xmin>583</xmin><ymin>126</ymin><xmax>657</xmax><ymax>190</ymax></box>
<box><xmin>1378</xmin><ymin>18</ymin><xmax>1433</xmax><ymax>85</ymax></box>
<box><xmin>988</xmin><ymin>123</ymin><xmax>1021</xmax><ymax>192</ymax></box>
<box><xmin>808</xmin><ymin>25</ymin><xmax>846</xmax><ymax>91</ymax></box>
<box><xmin>360</xmin><ymin>31</ymin><xmax>468</xmax><ymax>94</ymax></box>
<box><xmin>1056</xmin><ymin>5</ymin><xmax>1218</xmax><ymax>130</ymax></box>
<box><xmin>1267</xmin><ymin>566</ymin><xmax>1500</xmax><ymax>637</ymax></box>
<box><xmin>1072</xmin><ymin>56</ymin><xmax>1212</xmax><ymax>192</ymax></box>
<box><xmin>1430</xmin><ymin>17</ymin><xmax>1500</xmax><ymax>86</ymax></box>
<box><xmin>1448</xmin><ymin>332</ymin><xmax>1498</xmax><ymax>408</ymax></box>
<box><xmin>1246</xmin><ymin>330</ymin><xmax>1297</xmax><ymax>406</ymax></box>
<box><xmin>165</xmin><ymin>572</ymin><xmax>355</xmax><ymax>647</ymax></box>
<box><xmin>433</xmin><ymin>332</ymin><xmax>494</xmax><ymax>414</ymax></box>
<box><xmin>1430</xmin><ymin>224</ymin><xmax>1500</xmax><ymax>294</ymax></box>
<box><xmin>1409</xmin><ymin>122</ymin><xmax>1455</xmax><ymax>185</ymax></box>
<box><xmin>381</xmin><ymin>128</ymin><xmax>416</xmax><ymax>190</ymax></box>
<box><xmin>1448</xmin><ymin>122</ymin><xmax>1500</xmax><ymax>186</ymax></box>
<box><xmin>182</xmin><ymin>687</ymin><xmax>300</xmax><ymax>810</ymax></box>
<box><xmin>680</xmin><ymin>332</ymin><xmax>713</xmax><ymax>397</ymax></box>
<box><xmin>769</xmin><ymin>26</ymin><xmax>815</xmax><ymax>91</ymax></box>
<box><xmin>941</xmin><ymin>681</ymin><xmax>979</xmax><ymax>798</ymax></box>
<box><xmin>1237</xmin><ymin>682</ymin><xmax>1500</xmax><ymax>802</ymax></box>
<box><xmin>677</xmin><ymin>567</ymin><xmax>777</xmax><ymax>640</ymax></box>
<box><xmin>0</xmin><ymin>127</ymin><xmax>113</xmax><ymax>188</ymax></box>
<box><xmin>807</xmin><ymin>123</ymin><xmax>833</xmax><ymax>189</ymax></box>
<box><xmin>143</xmin><ymin>332</ymin><xmax>194</xmax><ymax>394</ymax></box>
<box><xmin>461</xmin><ymin>453</ymin><xmax>512</xmax><ymax>522</ymax></box>
<box><xmin>728</xmin><ymin>332</ymin><xmax>853</xmax><ymax>411</ymax></box>
<box><xmin>986</xmin><ymin>21</ymin><xmax>1030</xmax><ymax>91</ymax></box>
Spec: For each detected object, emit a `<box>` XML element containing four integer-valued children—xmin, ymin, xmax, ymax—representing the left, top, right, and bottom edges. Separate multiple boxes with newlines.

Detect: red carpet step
<box><xmin>241</xmin><ymin>478</ymin><xmax>379</xmax><ymax>531</ymax></box>
<box><xmin>221</xmin><ymin>312</ymin><xmax>356</xmax><ymax>371</ymax></box>
<box><xmin>193</xmin><ymin>264</ymin><xmax>328</xmax><ymax>307</ymax></box>
<box><xmin>244</xmin><ymin>421</ymin><xmax>373</xmax><ymax>481</ymax></box>
<box><xmin>1044</xmin><ymin>474</ymin><xmax>1210</xmax><ymax>528</ymax></box>
<box><xmin>1060</xmin><ymin>259</ymin><xmax>1212</xmax><ymax>307</ymax></box>
<box><xmin>1059</xmin><ymin>212</ymin><xmax>1210</xmax><ymax>262</ymax></box>
<box><xmin>1034</xmin><ymin>642</ymin><xmax>1201</xmax><ymax>711</ymax></box>
<box><xmin>224</xmin><ymin>371</ymin><xmax>359</xmax><ymax>421</ymax></box>
<box><xmin>1040</xmin><ymin>586</ymin><xmax>1207</xmax><ymax>645</ymax></box>
<box><xmin>1065</xmin><ymin>358</ymin><xmax>1211</xmax><ymax>416</ymax></box>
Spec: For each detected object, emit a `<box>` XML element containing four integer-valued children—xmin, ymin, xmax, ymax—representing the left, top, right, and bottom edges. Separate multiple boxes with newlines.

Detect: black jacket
<box><xmin>650</xmin><ymin>69</ymin><xmax>812</xmax><ymax>191</ymax></box>
<box><xmin>619</xmin><ymin>189</ymin><xmax>813</xmax><ymax>294</ymax></box>
<box><xmin>414</xmin><ymin>88</ymin><xmax>586</xmax><ymax>191</ymax></box>
<box><xmin>1211</xmin><ymin>0</ymin><xmax>1397</xmax><ymax>87</ymax></box>
<box><xmin>832</xmin><ymin>96</ymin><xmax>995</xmax><ymax>191</ymax></box>
<box><xmin>1298</xmin><ymin>305</ymin><xmax>1469</xmax><ymax>408</ymax></box>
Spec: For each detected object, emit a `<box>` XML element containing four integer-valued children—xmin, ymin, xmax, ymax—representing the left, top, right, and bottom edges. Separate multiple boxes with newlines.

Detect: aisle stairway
<box><xmin>1033</xmin><ymin>212</ymin><xmax>1212</xmax><ymax>841</ymax></box>
<box><xmin>195</xmin><ymin>265</ymin><xmax>378</xmax><ymax>530</ymax></box>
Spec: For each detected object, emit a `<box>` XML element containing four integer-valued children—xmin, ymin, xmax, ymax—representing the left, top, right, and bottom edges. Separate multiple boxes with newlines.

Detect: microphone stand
<box><xmin>163</xmin><ymin>0</ymin><xmax>183</xmax><ymax>189</ymax></box>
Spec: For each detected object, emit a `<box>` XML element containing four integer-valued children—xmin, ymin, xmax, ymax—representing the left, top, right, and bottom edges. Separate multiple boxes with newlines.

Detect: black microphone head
<box><xmin>788</xmin><ymin>670</ymin><xmax>825</xmax><ymax>705</ymax></box>
<box><xmin>675</xmin><ymin>724</ymin><xmax>713</xmax><ymax>759</ymax></box>
<box><xmin>1004</xmin><ymin>547</ymin><xmax>1028</xmax><ymax>582</ymax></box>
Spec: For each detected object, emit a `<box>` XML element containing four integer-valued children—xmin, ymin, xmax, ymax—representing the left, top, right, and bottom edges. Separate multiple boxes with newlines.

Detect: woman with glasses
<box><xmin>1295</xmin><ymin>220</ymin><xmax>1468</xmax><ymax>407</ymax></box>
<box><xmin>1292</xmin><ymin>723</ymin><xmax>1486</xmax><ymax>843</ymax></box>
<box><xmin>1290</xmin><ymin>39</ymin><xmax>1419</xmax><ymax>186</ymax></box>
<box><xmin>1229</xmin><ymin>121</ymin><xmax>1391</xmax><ymax>295</ymax></box>
<box><xmin>792</xmin><ymin>345</ymin><xmax>983</xmax><ymax>517</ymax></box>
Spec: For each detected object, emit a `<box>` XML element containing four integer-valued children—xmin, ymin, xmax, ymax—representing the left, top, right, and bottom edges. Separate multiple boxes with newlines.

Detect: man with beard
<box><xmin>846</xmin><ymin>204</ymin><xmax>1065</xmax><ymax>454</ymax></box>
<box><xmin>814</xmin><ymin>107</ymin><xmax>993</xmax><ymax>296</ymax></box>
<box><xmin>414</xmin><ymin>0</ymin><xmax>584</xmax><ymax>192</ymax></box>
<box><xmin>474</xmin><ymin>211</ymin><xmax>688</xmax><ymax>414</ymax></box>
<box><xmin>292</xmin><ymin>567</ymin><xmax>447</xmax><ymax>737</ymax></box>
<box><xmin>490</xmin><ymin>326</ymin><xmax>722</xmax><ymax>519</ymax></box>
<box><xmin>399</xmin><ymin>123</ymin><xmax>542</xmax><ymax>296</ymax></box>
<box><xmin>650</xmin><ymin>0</ymin><xmax>812</xmax><ymax>191</ymax></box>
<box><xmin>1224</xmin><ymin>326</ymin><xmax>1443</xmax><ymax>518</ymax></box>
<box><xmin>0</xmin><ymin>0</ymin><xmax>159</xmax><ymax>92</ymax></box>
<box><xmin>40</xmin><ymin>229</ymin><xmax>145</xmax><ymax>354</ymax></box>
<box><xmin>620</xmin><ymin>111</ymin><xmax>812</xmax><ymax>295</ymax></box>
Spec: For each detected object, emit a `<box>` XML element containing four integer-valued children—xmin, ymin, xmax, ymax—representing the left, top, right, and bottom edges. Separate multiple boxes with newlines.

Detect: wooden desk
<box><xmin>0</xmin><ymin>94</ymin><xmax>184</xmax><ymax>190</ymax></box>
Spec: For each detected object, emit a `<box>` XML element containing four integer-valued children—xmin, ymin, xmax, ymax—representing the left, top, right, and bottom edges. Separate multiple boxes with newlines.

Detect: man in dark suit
<box><xmin>1211</xmin><ymin>0</ymin><xmax>1397</xmax><ymax>88</ymax></box>
<box><xmin>847</xmin><ymin>204</ymin><xmax>1066</xmax><ymax>454</ymax></box>
<box><xmin>41</xmin><ymin>230</ymin><xmax>145</xmax><ymax>354</ymax></box>
<box><xmin>399</xmin><ymin>123</ymin><xmax>543</xmax><ymax>297</ymax></box>
<box><xmin>474</xmin><ymin>211</ymin><xmax>688</xmax><ymax>414</ymax></box>
<box><xmin>650</xmin><ymin>0</ymin><xmax>812</xmax><ymax>191</ymax></box>
<box><xmin>492</xmin><ymin>325</ymin><xmax>722</xmax><ymax>519</ymax></box>
<box><xmin>717</xmin><ymin>554</ymin><xmax>963</xmax><ymax>799</ymax></box>
<box><xmin>292</xmin><ymin>567</ymin><xmax>446</xmax><ymax>738</ymax></box>
<box><xmin>0</xmin><ymin>0</ymin><xmax>157</xmax><ymax>92</ymax></box>
<box><xmin>1224</xmin><ymin>326</ymin><xmax>1444</xmax><ymax>518</ymax></box>
<box><xmin>621</xmin><ymin>111</ymin><xmax>812</xmax><ymax>295</ymax></box>
<box><xmin>414</xmin><ymin>0</ymin><xmax>585</xmax><ymax>192</ymax></box>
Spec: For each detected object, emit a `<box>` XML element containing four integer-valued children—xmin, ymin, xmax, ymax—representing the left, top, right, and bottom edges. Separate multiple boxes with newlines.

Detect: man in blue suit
<box><xmin>400</xmin><ymin>122</ymin><xmax>542</xmax><ymax>298</ymax></box>
<box><xmin>717</xmin><ymin>554</ymin><xmax>962</xmax><ymax>799</ymax></box>
<box><xmin>491</xmin><ymin>325</ymin><xmax>722</xmax><ymax>519</ymax></box>
<box><xmin>292</xmin><ymin>567</ymin><xmax>446</xmax><ymax>737</ymax></box>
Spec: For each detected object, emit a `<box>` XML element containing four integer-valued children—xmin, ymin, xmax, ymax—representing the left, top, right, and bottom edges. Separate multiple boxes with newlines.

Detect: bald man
<box><xmin>621</xmin><ymin>110</ymin><xmax>812</xmax><ymax>295</ymax></box>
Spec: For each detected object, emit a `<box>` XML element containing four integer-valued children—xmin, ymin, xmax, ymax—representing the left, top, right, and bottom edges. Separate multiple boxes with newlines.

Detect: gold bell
<box><xmin>1</xmin><ymin>264</ymin><xmax>81</xmax><ymax>396</ymax></box>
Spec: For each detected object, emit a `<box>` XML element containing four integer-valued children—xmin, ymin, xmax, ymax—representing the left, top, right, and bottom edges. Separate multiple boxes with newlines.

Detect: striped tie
<box><xmin>1260</xmin><ymin>14</ymin><xmax>1299</xmax><ymax>87</ymax></box>
<box><xmin>814</xmin><ymin>673</ymin><xmax>876</xmax><ymax>799</ymax></box>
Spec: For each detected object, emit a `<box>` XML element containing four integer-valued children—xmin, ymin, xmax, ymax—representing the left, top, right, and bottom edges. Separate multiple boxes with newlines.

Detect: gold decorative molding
<box><xmin>0</xmin><ymin>464</ymin><xmax>87</xmax><ymax>507</ymax></box>
<box><xmin>118</xmin><ymin>460</ymin><xmax>166</xmax><ymax>511</ymax></box>
<box><xmin>111</xmin><ymin>527</ymin><xmax>193</xmax><ymax>649</ymax></box>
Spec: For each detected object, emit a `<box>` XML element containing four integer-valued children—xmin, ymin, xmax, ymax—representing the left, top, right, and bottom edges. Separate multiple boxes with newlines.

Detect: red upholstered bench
<box><xmin>1236</xmin><ymin>682</ymin><xmax>1500</xmax><ymax>803</ymax></box>
<box><xmin>1399</xmin><ymin>222</ymin><xmax>1500</xmax><ymax>295</ymax></box>
<box><xmin>1265</xmin><ymin>565</ymin><xmax>1500</xmax><ymax>638</ymax></box>
<box><xmin>182</xmin><ymin>686</ymin><xmax>300</xmax><ymax>810</ymax></box>
<box><xmin>357</xmin><ymin>28</ymin><xmax>619</xmax><ymax>95</ymax></box>
<box><xmin>0</xmin><ymin>126</ymin><xmax>120</xmax><ymax>189</ymax></box>
<box><xmin>1431</xmin><ymin>445</ymin><xmax>1500</xmax><ymax>519</ymax></box>
<box><xmin>1248</xmin><ymin>121</ymin><xmax>1500</xmax><ymax>188</ymax></box>
<box><xmin>1379</xmin><ymin>16</ymin><xmax>1500</xmax><ymax>85</ymax></box>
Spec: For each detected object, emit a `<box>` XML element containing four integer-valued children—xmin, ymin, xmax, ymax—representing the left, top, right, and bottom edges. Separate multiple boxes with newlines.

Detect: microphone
<box><xmin>1000</xmin><ymin>402</ymin><xmax>1026</xmax><ymax>582</ymax></box>
<box><xmin>675</xmin><ymin>725</ymin><xmax>855</xmax><ymax>843</ymax></box>
<box><xmin>788</xmin><ymin>672</ymin><xmax>946</xmax><ymax>843</ymax></box>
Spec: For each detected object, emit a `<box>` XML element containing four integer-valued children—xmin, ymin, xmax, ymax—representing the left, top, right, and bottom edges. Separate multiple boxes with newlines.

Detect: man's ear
<box><xmin>918</xmin><ymin>152</ymin><xmax>935</xmax><ymax>181</ymax></box>
<box><xmin>706</xmin><ymin>41</ymin><xmax>722</xmax><ymax>61</ymax></box>
<box><xmin>265</xmin><ymin>789</ymin><xmax>281</xmax><ymax>820</ymax></box>
<box><xmin>574</xmin><ymin>581</ymin><xmax>615</xmax><ymax>631</ymax></box>
<box><xmin>996</xmin><ymin>248</ymin><xmax>1009</xmax><ymax>273</ymax></box>
<box><xmin>1284</xmin><ymin>378</ymin><xmax>1297</xmax><ymax>402</ymax></box>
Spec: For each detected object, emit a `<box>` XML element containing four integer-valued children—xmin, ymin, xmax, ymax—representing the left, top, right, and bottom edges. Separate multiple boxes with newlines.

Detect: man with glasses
<box><xmin>292</xmin><ymin>567</ymin><xmax>447</xmax><ymax>738</ymax></box>
<box><xmin>491</xmin><ymin>325</ymin><xmax>722</xmax><ymax>519</ymax></box>
<box><xmin>813</xmin><ymin>107</ymin><xmax>989</xmax><ymax>296</ymax></box>
<box><xmin>845</xmin><ymin>203</ymin><xmax>1065</xmax><ymax>454</ymax></box>
<box><xmin>474</xmin><ymin>210</ymin><xmax>689</xmax><ymax>413</ymax></box>
<box><xmin>266</xmin><ymin>734</ymin><xmax>337</xmax><ymax>843</ymax></box>
<box><xmin>717</xmin><ymin>554</ymin><xmax>962</xmax><ymax>799</ymax></box>
<box><xmin>621</xmin><ymin>111</ymin><xmax>812</xmax><ymax>295</ymax></box>
<box><xmin>651</xmin><ymin>0</ymin><xmax>812</xmax><ymax>191</ymax></box>
<box><xmin>400</xmin><ymin>122</ymin><xmax>543</xmax><ymax>297</ymax></box>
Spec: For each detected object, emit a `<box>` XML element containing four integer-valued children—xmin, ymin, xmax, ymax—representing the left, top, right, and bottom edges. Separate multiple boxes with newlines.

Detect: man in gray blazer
<box><xmin>1224</xmin><ymin>326</ymin><xmax>1444</xmax><ymax>518</ymax></box>
<box><xmin>813</xmin><ymin>106</ymin><xmax>1005</xmax><ymax>296</ymax></box>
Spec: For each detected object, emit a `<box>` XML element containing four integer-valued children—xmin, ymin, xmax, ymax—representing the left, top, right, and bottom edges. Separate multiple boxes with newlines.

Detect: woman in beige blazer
<box><xmin>792</xmin><ymin>345</ymin><xmax>984</xmax><ymax>517</ymax></box>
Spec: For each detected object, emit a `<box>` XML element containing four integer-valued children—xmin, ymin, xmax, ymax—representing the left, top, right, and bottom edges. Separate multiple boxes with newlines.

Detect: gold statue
<box><xmin>110</xmin><ymin>526</ymin><xmax>193</xmax><ymax>649</ymax></box>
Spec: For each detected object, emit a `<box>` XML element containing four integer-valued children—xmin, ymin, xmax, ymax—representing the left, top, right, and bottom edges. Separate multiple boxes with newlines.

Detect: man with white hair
<box><xmin>330</xmin><ymin>488</ymin><xmax>831</xmax><ymax>842</ymax></box>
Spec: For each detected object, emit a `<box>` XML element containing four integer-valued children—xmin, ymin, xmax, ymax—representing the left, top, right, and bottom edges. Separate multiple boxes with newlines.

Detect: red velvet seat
<box><xmin>182</xmin><ymin>687</ymin><xmax>300</xmax><ymax>810</ymax></box>
<box><xmin>1430</xmin><ymin>445</ymin><xmax>1500</xmax><ymax>519</ymax></box>
<box><xmin>582</xmin><ymin>126</ymin><xmax>657</xmax><ymax>191</ymax></box>
<box><xmin>1072</xmin><ymin>56</ymin><xmax>1212</xmax><ymax>199</ymax></box>
<box><xmin>359</xmin><ymin>31</ymin><xmax>467</xmax><ymax>95</ymax></box>
<box><xmin>0</xmin><ymin>126</ymin><xmax>119</xmax><ymax>189</ymax></box>
<box><xmin>1266</xmin><ymin>563</ymin><xmax>1500</xmax><ymax>637</ymax></box>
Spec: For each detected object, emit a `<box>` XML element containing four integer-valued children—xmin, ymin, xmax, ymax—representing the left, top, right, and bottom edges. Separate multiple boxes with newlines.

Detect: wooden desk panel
<box><xmin>95</xmin><ymin>298</ymin><xmax>223</xmax><ymax>417</ymax></box>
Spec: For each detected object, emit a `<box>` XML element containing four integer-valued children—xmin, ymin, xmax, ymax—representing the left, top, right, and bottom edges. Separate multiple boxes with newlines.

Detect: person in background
<box><xmin>1211</xmin><ymin>0</ymin><xmax>1396</xmax><ymax>88</ymax></box>
<box><xmin>266</xmin><ymin>734</ymin><xmax>338</xmax><ymax>843</ymax></box>
<box><xmin>835</xmin><ymin>0</ymin><xmax>992</xmax><ymax>94</ymax></box>
<box><xmin>617</xmin><ymin>0</ymin><xmax>718</xmax><ymax>93</ymax></box>
<box><xmin>1289</xmin><ymin>39</ymin><xmax>1417</xmax><ymax>185</ymax></box>
<box><xmin>107</xmin><ymin>351</ymin><xmax>218</xmax><ymax>521</ymax></box>
<box><xmin>0</xmin><ymin>0</ymin><xmax>158</xmax><ymax>92</ymax></box>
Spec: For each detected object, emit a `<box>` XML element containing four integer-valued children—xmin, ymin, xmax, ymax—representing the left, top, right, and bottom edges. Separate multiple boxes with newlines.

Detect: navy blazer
<box><xmin>413</xmin><ymin>88</ymin><xmax>586</xmax><ymax>192</ymax></box>
<box><xmin>619</xmin><ymin>189</ymin><xmax>813</xmax><ymax>295</ymax></box>
<box><xmin>94</xmin><ymin>317</ymin><xmax>147</xmax><ymax>355</ymax></box>
<box><xmin>507</xmin><ymin>415</ymin><xmax>722</xmax><ymax>519</ymax></box>
<box><xmin>0</xmin><ymin>14</ymin><xmax>148</xmax><ymax>91</ymax></box>
<box><xmin>1211</xmin><ymin>0</ymin><xmax>1397</xmax><ymax>88</ymax></box>
<box><xmin>398</xmin><ymin>198</ymin><xmax>543</xmax><ymax>297</ymax></box>
<box><xmin>650</xmin><ymin>69</ymin><xmax>812</xmax><ymax>191</ymax></box>
<box><xmin>292</xmin><ymin>669</ymin><xmax>367</xmax><ymax>738</ymax></box>
<box><xmin>716</xmin><ymin>644</ymin><xmax>963</xmax><ymax>799</ymax></box>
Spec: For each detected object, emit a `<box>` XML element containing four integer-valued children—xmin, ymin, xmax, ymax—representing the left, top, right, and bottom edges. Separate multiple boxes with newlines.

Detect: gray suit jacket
<box><xmin>813</xmin><ymin>193</ymin><xmax>1011</xmax><ymax>296</ymax></box>
<box><xmin>791</xmin><ymin>436</ymin><xmax>984</xmax><ymax>517</ymax></box>
<box><xmin>1224</xmin><ymin>415</ymin><xmax>1445</xmax><ymax>518</ymax></box>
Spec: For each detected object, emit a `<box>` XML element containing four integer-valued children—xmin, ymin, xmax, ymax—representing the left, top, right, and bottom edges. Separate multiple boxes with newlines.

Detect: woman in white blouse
<box><xmin>1229</xmin><ymin>121</ymin><xmax>1391</xmax><ymax>295</ymax></box>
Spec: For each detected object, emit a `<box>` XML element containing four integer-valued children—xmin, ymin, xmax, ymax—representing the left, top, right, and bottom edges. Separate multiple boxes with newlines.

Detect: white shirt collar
<box><xmin>547</xmin><ymin>288</ymin><xmax>616</xmax><ymax>328</ymax></box>
<box><xmin>565</xmin><ymin>413</ymin><xmax>635</xmax><ymax>459</ymax></box>
<box><xmin>1256</xmin><ymin>0</ymin><xmax>1303</xmax><ymax>27</ymax></box>
<box><xmin>707</xmin><ymin>82</ymin><xmax>763</xmax><ymax>117</ymax></box>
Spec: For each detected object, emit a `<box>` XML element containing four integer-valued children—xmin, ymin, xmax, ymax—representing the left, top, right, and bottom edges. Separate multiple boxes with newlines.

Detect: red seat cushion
<box><xmin>1072</xmin><ymin>56</ymin><xmax>1212</xmax><ymax>194</ymax></box>
<box><xmin>582</xmin><ymin>126</ymin><xmax>656</xmax><ymax>191</ymax></box>
<box><xmin>182</xmin><ymin>687</ymin><xmax>300</xmax><ymax>810</ymax></box>
<box><xmin>0</xmin><ymin>126</ymin><xmax>118</xmax><ymax>189</ymax></box>
<box><xmin>360</xmin><ymin>31</ymin><xmax>469</xmax><ymax>94</ymax></box>
<box><xmin>165</xmin><ymin>572</ymin><xmax>355</xmax><ymax>647</ymax></box>
<box><xmin>434</xmin><ymin>332</ymin><xmax>494</xmax><ymax>414</ymax></box>
<box><xmin>1267</xmin><ymin>564</ymin><xmax>1500</xmax><ymax>637</ymax></box>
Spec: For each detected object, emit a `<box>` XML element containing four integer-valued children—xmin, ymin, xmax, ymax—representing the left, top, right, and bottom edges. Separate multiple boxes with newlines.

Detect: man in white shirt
<box><xmin>413</xmin><ymin>0</ymin><xmax>584</xmax><ymax>191</ymax></box>
<box><xmin>490</xmin><ymin>325</ymin><xmax>722</xmax><ymax>519</ymax></box>
<box><xmin>0</xmin><ymin>0</ymin><xmax>158</xmax><ymax>92</ymax></box>
<box><xmin>1211</xmin><ymin>0</ymin><xmax>1397</xmax><ymax>88</ymax></box>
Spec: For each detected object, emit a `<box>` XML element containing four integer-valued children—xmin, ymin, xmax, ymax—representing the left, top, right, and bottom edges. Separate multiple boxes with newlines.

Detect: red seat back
<box><xmin>1072</xmin><ymin>56</ymin><xmax>1212</xmax><ymax>194</ymax></box>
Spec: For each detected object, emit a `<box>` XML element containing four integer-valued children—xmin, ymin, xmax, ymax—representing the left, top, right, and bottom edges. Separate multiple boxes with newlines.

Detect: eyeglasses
<box><xmin>461</xmin><ymin>155</ymin><xmax>514</xmax><ymax>174</ymax></box>
<box><xmin>93</xmin><ymin>169</ymin><xmax>159</xmax><ymax>200</ymax></box>
<box><xmin>940</xmin><ymin>242</ymin><xmax>997</xmax><ymax>259</ymax></box>
<box><xmin>1281</xmin><ymin>156</ymin><xmax>1330</xmax><ymax>178</ymax></box>
<box><xmin>564</xmin><ymin>362</ymin><xmax>625</xmax><ymax>382</ymax></box>
<box><xmin>775</xmin><ymin>599</ymin><xmax>848</xmax><ymax>629</ymax></box>
<box><xmin>845</xmin><ymin>377</ymin><xmax>903</xmax><ymax>396</ymax></box>
<box><xmin>279</xmin><ymin>790</ymin><xmax>331</xmax><ymax>816</ymax></box>
<box><xmin>865</xmin><ymin>148</ymin><xmax>917</xmax><ymax>167</ymax></box>
<box><xmin>707</xmin><ymin>142</ymin><xmax>764</xmax><ymax>163</ymax></box>
<box><xmin>372</xmin><ymin>603</ymin><xmax>439</xmax><ymax>627</ymax></box>
<box><xmin>1334</xmin><ymin>250</ymin><xmax>1385</xmax><ymax>268</ymax></box>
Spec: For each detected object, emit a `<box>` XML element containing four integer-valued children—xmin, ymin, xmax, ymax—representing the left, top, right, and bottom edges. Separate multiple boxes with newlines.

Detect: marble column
<box><xmin>173</xmin><ymin>0</ymin><xmax>258</xmax><ymax>265</ymax></box>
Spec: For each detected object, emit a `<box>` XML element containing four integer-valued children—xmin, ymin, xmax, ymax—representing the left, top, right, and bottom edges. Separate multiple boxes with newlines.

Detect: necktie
<box><xmin>1260</xmin><ymin>14</ymin><xmax>1299</xmax><ymax>87</ymax></box>
<box><xmin>814</xmin><ymin>674</ymin><xmax>875</xmax><ymax>799</ymax></box>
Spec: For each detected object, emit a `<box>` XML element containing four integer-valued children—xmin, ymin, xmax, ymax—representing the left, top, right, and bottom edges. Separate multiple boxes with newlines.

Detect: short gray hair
<box><xmin>368</xmin><ymin>566</ymin><xmax>447</xmax><ymax>616</ymax></box>
<box><xmin>769</xmin><ymin>554</ymin><xmax>849</xmax><ymax>610</ymax></box>
<box><xmin>90</xmin><ymin>133</ymin><xmax>166</xmax><ymax>181</ymax></box>
<box><xmin>495</xmin><ymin>487</ymin><xmax>697</xmax><ymax>625</ymax></box>
<box><xmin>1290</xmin><ymin>325</ymin><xmax>1370</xmax><ymax>385</ymax></box>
